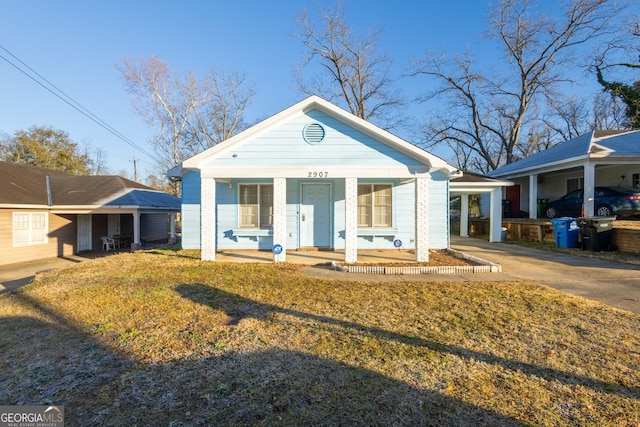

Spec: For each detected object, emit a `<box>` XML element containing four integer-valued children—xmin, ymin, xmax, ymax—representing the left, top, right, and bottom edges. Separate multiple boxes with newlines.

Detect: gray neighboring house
<box><xmin>0</xmin><ymin>161</ymin><xmax>180</xmax><ymax>266</ymax></box>
<box><xmin>489</xmin><ymin>130</ymin><xmax>640</xmax><ymax>218</ymax></box>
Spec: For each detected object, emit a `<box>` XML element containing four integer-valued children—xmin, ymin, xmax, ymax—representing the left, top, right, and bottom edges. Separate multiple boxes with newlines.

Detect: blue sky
<box><xmin>0</xmin><ymin>1</ymin><xmax>621</xmax><ymax>178</ymax></box>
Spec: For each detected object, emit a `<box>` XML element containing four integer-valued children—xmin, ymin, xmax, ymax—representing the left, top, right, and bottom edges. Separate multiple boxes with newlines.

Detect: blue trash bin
<box><xmin>551</xmin><ymin>217</ymin><xmax>579</xmax><ymax>248</ymax></box>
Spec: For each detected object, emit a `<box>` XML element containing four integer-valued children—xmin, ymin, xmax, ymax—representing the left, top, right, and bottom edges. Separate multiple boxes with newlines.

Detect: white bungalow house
<box><xmin>169</xmin><ymin>96</ymin><xmax>507</xmax><ymax>262</ymax></box>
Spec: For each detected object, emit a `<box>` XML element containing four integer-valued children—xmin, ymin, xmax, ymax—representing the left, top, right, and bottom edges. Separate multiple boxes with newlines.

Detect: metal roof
<box><xmin>489</xmin><ymin>130</ymin><xmax>640</xmax><ymax>178</ymax></box>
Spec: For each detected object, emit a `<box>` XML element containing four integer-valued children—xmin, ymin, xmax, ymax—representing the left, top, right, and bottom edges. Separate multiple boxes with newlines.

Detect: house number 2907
<box><xmin>308</xmin><ymin>171</ymin><xmax>328</xmax><ymax>178</ymax></box>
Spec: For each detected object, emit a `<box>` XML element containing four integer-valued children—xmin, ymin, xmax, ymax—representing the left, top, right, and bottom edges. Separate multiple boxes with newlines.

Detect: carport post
<box><xmin>489</xmin><ymin>188</ymin><xmax>503</xmax><ymax>242</ymax></box>
<box><xmin>460</xmin><ymin>194</ymin><xmax>469</xmax><ymax>237</ymax></box>
<box><xmin>529</xmin><ymin>174</ymin><xmax>538</xmax><ymax>219</ymax></box>
<box><xmin>132</xmin><ymin>212</ymin><xmax>141</xmax><ymax>250</ymax></box>
<box><xmin>583</xmin><ymin>163</ymin><xmax>596</xmax><ymax>217</ymax></box>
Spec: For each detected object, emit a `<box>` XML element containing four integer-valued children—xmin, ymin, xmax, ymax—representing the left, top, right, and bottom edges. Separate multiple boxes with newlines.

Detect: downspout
<box><xmin>46</xmin><ymin>176</ymin><xmax>53</xmax><ymax>206</ymax></box>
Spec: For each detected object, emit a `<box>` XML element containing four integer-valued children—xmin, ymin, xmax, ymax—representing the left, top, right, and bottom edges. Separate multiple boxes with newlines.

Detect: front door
<box><xmin>300</xmin><ymin>183</ymin><xmax>331</xmax><ymax>248</ymax></box>
<box><xmin>505</xmin><ymin>184</ymin><xmax>521</xmax><ymax>217</ymax></box>
<box><xmin>77</xmin><ymin>214</ymin><xmax>92</xmax><ymax>252</ymax></box>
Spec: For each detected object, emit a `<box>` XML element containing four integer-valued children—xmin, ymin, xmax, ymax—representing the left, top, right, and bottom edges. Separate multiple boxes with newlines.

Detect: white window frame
<box><xmin>357</xmin><ymin>183</ymin><xmax>393</xmax><ymax>228</ymax></box>
<box><xmin>238</xmin><ymin>184</ymin><xmax>273</xmax><ymax>229</ymax></box>
<box><xmin>566</xmin><ymin>177</ymin><xmax>584</xmax><ymax>193</ymax></box>
<box><xmin>13</xmin><ymin>212</ymin><xmax>49</xmax><ymax>247</ymax></box>
<box><xmin>629</xmin><ymin>170</ymin><xmax>640</xmax><ymax>188</ymax></box>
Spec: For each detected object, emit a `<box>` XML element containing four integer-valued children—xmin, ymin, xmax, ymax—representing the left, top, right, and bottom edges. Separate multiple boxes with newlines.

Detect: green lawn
<box><xmin>1</xmin><ymin>248</ymin><xmax>638</xmax><ymax>426</ymax></box>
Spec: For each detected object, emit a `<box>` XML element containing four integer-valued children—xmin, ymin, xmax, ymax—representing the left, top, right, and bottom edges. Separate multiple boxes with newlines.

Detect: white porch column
<box><xmin>583</xmin><ymin>163</ymin><xmax>596</xmax><ymax>217</ymax></box>
<box><xmin>168</xmin><ymin>213</ymin><xmax>177</xmax><ymax>244</ymax></box>
<box><xmin>272</xmin><ymin>177</ymin><xmax>287</xmax><ymax>262</ymax></box>
<box><xmin>132</xmin><ymin>212</ymin><xmax>141</xmax><ymax>250</ymax></box>
<box><xmin>489</xmin><ymin>188</ymin><xmax>503</xmax><ymax>242</ymax></box>
<box><xmin>201</xmin><ymin>177</ymin><xmax>216</xmax><ymax>261</ymax></box>
<box><xmin>415</xmin><ymin>176</ymin><xmax>430</xmax><ymax>262</ymax></box>
<box><xmin>529</xmin><ymin>174</ymin><xmax>538</xmax><ymax>219</ymax></box>
<box><xmin>344</xmin><ymin>177</ymin><xmax>358</xmax><ymax>263</ymax></box>
<box><xmin>459</xmin><ymin>194</ymin><xmax>469</xmax><ymax>237</ymax></box>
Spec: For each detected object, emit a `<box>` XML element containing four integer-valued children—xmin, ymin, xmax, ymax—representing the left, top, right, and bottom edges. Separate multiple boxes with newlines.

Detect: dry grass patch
<box><xmin>1</xmin><ymin>248</ymin><xmax>639</xmax><ymax>426</ymax></box>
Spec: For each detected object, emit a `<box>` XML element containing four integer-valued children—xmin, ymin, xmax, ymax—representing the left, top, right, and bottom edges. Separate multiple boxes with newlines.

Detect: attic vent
<box><xmin>303</xmin><ymin>123</ymin><xmax>326</xmax><ymax>145</ymax></box>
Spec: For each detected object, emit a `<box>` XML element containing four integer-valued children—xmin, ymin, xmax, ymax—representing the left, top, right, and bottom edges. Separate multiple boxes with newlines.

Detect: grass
<box><xmin>1</xmin><ymin>248</ymin><xmax>639</xmax><ymax>426</ymax></box>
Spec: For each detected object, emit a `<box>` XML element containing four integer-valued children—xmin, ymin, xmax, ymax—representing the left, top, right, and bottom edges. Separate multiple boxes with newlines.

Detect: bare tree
<box><xmin>294</xmin><ymin>0</ymin><xmax>403</xmax><ymax>130</ymax></box>
<box><xmin>117</xmin><ymin>56</ymin><xmax>256</xmax><ymax>174</ymax></box>
<box><xmin>541</xmin><ymin>92</ymin><xmax>627</xmax><ymax>143</ymax></box>
<box><xmin>591</xmin><ymin>91</ymin><xmax>629</xmax><ymax>130</ymax></box>
<box><xmin>90</xmin><ymin>146</ymin><xmax>109</xmax><ymax>175</ymax></box>
<box><xmin>183</xmin><ymin>70</ymin><xmax>256</xmax><ymax>155</ymax></box>
<box><xmin>411</xmin><ymin>0</ymin><xmax>618</xmax><ymax>172</ymax></box>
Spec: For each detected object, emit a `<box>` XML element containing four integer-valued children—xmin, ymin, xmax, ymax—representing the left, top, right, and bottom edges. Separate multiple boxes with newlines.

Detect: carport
<box><xmin>450</xmin><ymin>171</ymin><xmax>513</xmax><ymax>242</ymax></box>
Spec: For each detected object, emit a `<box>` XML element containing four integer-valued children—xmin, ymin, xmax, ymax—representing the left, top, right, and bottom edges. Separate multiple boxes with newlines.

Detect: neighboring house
<box><xmin>450</xmin><ymin>171</ymin><xmax>513</xmax><ymax>240</ymax></box>
<box><xmin>489</xmin><ymin>130</ymin><xmax>640</xmax><ymax>218</ymax></box>
<box><xmin>169</xmin><ymin>95</ymin><xmax>464</xmax><ymax>263</ymax></box>
<box><xmin>0</xmin><ymin>161</ymin><xmax>180</xmax><ymax>266</ymax></box>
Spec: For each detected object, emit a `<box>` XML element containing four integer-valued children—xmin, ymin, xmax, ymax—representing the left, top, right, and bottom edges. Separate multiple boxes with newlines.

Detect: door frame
<box><xmin>299</xmin><ymin>182</ymin><xmax>332</xmax><ymax>249</ymax></box>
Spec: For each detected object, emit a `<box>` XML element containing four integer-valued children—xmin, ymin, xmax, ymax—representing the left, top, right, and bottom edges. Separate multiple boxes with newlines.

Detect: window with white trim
<box><xmin>357</xmin><ymin>184</ymin><xmax>392</xmax><ymax>228</ymax></box>
<box><xmin>13</xmin><ymin>212</ymin><xmax>48</xmax><ymax>247</ymax></box>
<box><xmin>239</xmin><ymin>184</ymin><xmax>273</xmax><ymax>228</ymax></box>
<box><xmin>566</xmin><ymin>177</ymin><xmax>584</xmax><ymax>193</ymax></box>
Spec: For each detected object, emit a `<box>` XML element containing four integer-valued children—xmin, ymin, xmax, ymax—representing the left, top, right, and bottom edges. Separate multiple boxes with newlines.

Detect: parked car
<box><xmin>544</xmin><ymin>187</ymin><xmax>640</xmax><ymax>219</ymax></box>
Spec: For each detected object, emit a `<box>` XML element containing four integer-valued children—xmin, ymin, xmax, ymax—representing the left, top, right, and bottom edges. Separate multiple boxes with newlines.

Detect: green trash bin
<box><xmin>537</xmin><ymin>199</ymin><xmax>548</xmax><ymax>218</ymax></box>
<box><xmin>576</xmin><ymin>217</ymin><xmax>615</xmax><ymax>252</ymax></box>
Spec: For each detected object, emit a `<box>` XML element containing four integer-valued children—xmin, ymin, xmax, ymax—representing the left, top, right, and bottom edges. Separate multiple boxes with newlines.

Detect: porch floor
<box><xmin>214</xmin><ymin>249</ymin><xmax>418</xmax><ymax>264</ymax></box>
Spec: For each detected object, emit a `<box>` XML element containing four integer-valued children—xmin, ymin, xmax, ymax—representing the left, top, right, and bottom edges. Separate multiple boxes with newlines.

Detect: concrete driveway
<box><xmin>450</xmin><ymin>236</ymin><xmax>640</xmax><ymax>314</ymax></box>
<box><xmin>0</xmin><ymin>253</ymin><xmax>111</xmax><ymax>294</ymax></box>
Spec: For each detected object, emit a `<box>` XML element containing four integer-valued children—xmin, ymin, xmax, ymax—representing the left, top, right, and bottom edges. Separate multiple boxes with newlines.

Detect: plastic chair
<box><xmin>101</xmin><ymin>236</ymin><xmax>115</xmax><ymax>251</ymax></box>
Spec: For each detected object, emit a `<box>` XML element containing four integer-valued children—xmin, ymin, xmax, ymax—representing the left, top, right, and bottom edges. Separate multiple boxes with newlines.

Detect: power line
<box><xmin>0</xmin><ymin>44</ymin><xmax>163</xmax><ymax>165</ymax></box>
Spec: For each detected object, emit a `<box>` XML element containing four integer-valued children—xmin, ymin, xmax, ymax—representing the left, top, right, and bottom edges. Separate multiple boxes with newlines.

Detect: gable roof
<box><xmin>450</xmin><ymin>170</ymin><xmax>513</xmax><ymax>194</ymax></box>
<box><xmin>0</xmin><ymin>161</ymin><xmax>180</xmax><ymax>210</ymax></box>
<box><xmin>169</xmin><ymin>95</ymin><xmax>456</xmax><ymax>177</ymax></box>
<box><xmin>490</xmin><ymin>130</ymin><xmax>640</xmax><ymax>178</ymax></box>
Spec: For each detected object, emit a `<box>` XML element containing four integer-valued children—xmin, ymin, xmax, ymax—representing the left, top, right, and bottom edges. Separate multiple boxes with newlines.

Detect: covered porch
<box><xmin>200</xmin><ymin>173</ymin><xmax>437</xmax><ymax>264</ymax></box>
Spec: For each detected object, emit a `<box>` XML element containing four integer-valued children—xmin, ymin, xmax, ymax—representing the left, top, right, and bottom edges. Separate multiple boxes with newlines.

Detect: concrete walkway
<box><xmin>2</xmin><ymin>239</ymin><xmax>639</xmax><ymax>314</ymax></box>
